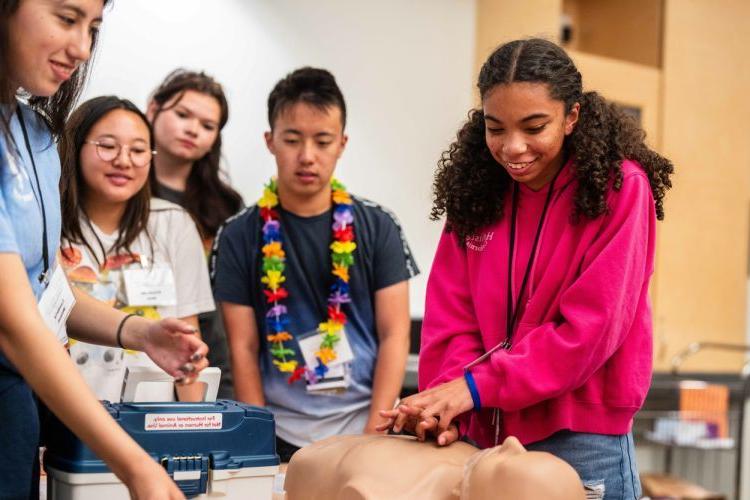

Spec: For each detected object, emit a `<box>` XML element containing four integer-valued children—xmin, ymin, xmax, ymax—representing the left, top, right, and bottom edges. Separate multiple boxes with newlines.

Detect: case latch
<box><xmin>161</xmin><ymin>454</ymin><xmax>209</xmax><ymax>497</ymax></box>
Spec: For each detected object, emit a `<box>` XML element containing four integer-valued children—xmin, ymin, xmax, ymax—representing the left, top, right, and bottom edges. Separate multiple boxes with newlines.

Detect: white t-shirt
<box><xmin>61</xmin><ymin>198</ymin><xmax>215</xmax><ymax>402</ymax></box>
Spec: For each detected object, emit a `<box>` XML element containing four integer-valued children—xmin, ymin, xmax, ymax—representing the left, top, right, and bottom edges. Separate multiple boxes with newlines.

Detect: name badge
<box><xmin>305</xmin><ymin>363</ymin><xmax>351</xmax><ymax>394</ymax></box>
<box><xmin>38</xmin><ymin>265</ymin><xmax>76</xmax><ymax>346</ymax></box>
<box><xmin>297</xmin><ymin>327</ymin><xmax>355</xmax><ymax>394</ymax></box>
<box><xmin>123</xmin><ymin>265</ymin><xmax>177</xmax><ymax>307</ymax></box>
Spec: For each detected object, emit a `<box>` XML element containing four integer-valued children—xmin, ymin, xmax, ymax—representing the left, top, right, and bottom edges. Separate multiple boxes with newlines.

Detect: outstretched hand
<box><xmin>141</xmin><ymin>317</ymin><xmax>208</xmax><ymax>385</ymax></box>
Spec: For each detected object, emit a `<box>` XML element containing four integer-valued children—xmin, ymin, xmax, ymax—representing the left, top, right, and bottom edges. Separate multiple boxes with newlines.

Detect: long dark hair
<box><xmin>0</xmin><ymin>0</ymin><xmax>110</xmax><ymax>141</ymax></box>
<box><xmin>60</xmin><ymin>96</ymin><xmax>154</xmax><ymax>267</ymax></box>
<box><xmin>432</xmin><ymin>38</ymin><xmax>674</xmax><ymax>242</ymax></box>
<box><xmin>149</xmin><ymin>69</ymin><xmax>243</xmax><ymax>240</ymax></box>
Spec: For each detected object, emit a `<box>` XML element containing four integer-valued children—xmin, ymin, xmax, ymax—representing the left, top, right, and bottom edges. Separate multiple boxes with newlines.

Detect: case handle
<box><xmin>121</xmin><ymin>366</ymin><xmax>221</xmax><ymax>403</ymax></box>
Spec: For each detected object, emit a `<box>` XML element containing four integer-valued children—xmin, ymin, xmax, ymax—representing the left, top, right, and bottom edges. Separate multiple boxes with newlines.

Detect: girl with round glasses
<box><xmin>0</xmin><ymin>1</ymin><xmax>205</xmax><ymax>498</ymax></box>
<box><xmin>84</xmin><ymin>137</ymin><xmax>156</xmax><ymax>167</ymax></box>
<box><xmin>59</xmin><ymin>96</ymin><xmax>215</xmax><ymax>404</ymax></box>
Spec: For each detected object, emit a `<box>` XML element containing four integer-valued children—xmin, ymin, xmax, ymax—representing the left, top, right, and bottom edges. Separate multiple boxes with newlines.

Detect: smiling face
<box><xmin>264</xmin><ymin>101</ymin><xmax>347</xmax><ymax>209</ymax></box>
<box><xmin>80</xmin><ymin>109</ymin><xmax>152</xmax><ymax>207</ymax></box>
<box><xmin>483</xmin><ymin>82</ymin><xmax>579</xmax><ymax>190</ymax></box>
<box><xmin>6</xmin><ymin>0</ymin><xmax>103</xmax><ymax>97</ymax></box>
<box><xmin>149</xmin><ymin>89</ymin><xmax>221</xmax><ymax>164</ymax></box>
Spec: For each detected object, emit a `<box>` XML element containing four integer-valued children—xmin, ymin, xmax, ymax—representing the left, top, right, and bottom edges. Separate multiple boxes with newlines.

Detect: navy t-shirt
<box><xmin>212</xmin><ymin>195</ymin><xmax>418</xmax><ymax>446</ymax></box>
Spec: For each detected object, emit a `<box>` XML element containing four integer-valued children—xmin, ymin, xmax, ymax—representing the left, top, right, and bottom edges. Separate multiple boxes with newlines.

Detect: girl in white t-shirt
<box><xmin>59</xmin><ymin>95</ymin><xmax>215</xmax><ymax>402</ymax></box>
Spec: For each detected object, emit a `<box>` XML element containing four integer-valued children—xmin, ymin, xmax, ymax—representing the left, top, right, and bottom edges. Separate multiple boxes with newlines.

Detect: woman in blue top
<box><xmin>1</xmin><ymin>2</ymin><xmax>208</xmax><ymax>498</ymax></box>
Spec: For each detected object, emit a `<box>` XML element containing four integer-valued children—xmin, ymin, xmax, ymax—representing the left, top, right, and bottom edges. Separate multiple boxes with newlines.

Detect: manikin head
<box><xmin>462</xmin><ymin>436</ymin><xmax>585</xmax><ymax>500</ymax></box>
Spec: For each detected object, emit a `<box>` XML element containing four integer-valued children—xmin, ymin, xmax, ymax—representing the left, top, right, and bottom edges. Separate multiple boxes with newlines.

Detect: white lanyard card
<box><xmin>123</xmin><ymin>264</ymin><xmax>177</xmax><ymax>307</ymax></box>
<box><xmin>38</xmin><ymin>265</ymin><xmax>76</xmax><ymax>346</ymax></box>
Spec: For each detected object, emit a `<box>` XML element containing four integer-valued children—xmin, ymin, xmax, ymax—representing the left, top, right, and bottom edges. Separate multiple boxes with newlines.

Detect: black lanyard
<box><xmin>16</xmin><ymin>108</ymin><xmax>50</xmax><ymax>285</ymax></box>
<box><xmin>502</xmin><ymin>166</ymin><xmax>563</xmax><ymax>350</ymax></box>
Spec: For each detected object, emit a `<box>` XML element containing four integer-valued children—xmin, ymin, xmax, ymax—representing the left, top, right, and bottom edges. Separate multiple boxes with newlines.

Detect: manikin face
<box><xmin>467</xmin><ymin>436</ymin><xmax>586</xmax><ymax>500</ymax></box>
<box><xmin>264</xmin><ymin>101</ymin><xmax>348</xmax><ymax>202</ymax></box>
<box><xmin>80</xmin><ymin>109</ymin><xmax>151</xmax><ymax>207</ymax></box>
<box><xmin>489</xmin><ymin>435</ymin><xmax>525</xmax><ymax>460</ymax></box>
<box><xmin>148</xmin><ymin>90</ymin><xmax>221</xmax><ymax>163</ymax></box>
<box><xmin>483</xmin><ymin>82</ymin><xmax>579</xmax><ymax>190</ymax></box>
<box><xmin>6</xmin><ymin>0</ymin><xmax>103</xmax><ymax>96</ymax></box>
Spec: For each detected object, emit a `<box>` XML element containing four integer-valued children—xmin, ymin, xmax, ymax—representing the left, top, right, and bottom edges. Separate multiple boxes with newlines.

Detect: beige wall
<box><xmin>562</xmin><ymin>0</ymin><xmax>663</xmax><ymax>68</ymax></box>
<box><xmin>475</xmin><ymin>2</ymin><xmax>661</xmax><ymax>147</ymax></box>
<box><xmin>474</xmin><ymin>0</ymin><xmax>561</xmax><ymax>85</ymax></box>
<box><xmin>653</xmin><ymin>0</ymin><xmax>750</xmax><ymax>372</ymax></box>
<box><xmin>569</xmin><ymin>50</ymin><xmax>661</xmax><ymax>148</ymax></box>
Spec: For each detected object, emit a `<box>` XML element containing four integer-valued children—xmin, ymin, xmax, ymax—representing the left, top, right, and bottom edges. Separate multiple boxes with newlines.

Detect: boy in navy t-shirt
<box><xmin>212</xmin><ymin>67</ymin><xmax>418</xmax><ymax>461</ymax></box>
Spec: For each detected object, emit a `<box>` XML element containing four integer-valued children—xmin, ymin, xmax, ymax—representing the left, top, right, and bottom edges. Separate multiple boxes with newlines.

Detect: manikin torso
<box><xmin>283</xmin><ymin>434</ymin><xmax>585</xmax><ymax>500</ymax></box>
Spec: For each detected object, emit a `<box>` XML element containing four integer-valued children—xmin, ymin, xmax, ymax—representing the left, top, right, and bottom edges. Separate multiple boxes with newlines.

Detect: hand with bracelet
<box><xmin>116</xmin><ymin>313</ymin><xmax>208</xmax><ymax>385</ymax></box>
<box><xmin>67</xmin><ymin>289</ymin><xmax>209</xmax><ymax>386</ymax></box>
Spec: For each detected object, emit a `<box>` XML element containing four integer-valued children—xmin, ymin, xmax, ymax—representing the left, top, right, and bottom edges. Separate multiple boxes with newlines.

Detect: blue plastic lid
<box><xmin>44</xmin><ymin>400</ymin><xmax>279</xmax><ymax>474</ymax></box>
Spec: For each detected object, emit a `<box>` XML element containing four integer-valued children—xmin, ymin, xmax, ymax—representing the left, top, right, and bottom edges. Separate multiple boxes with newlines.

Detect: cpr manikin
<box><xmin>283</xmin><ymin>434</ymin><xmax>585</xmax><ymax>500</ymax></box>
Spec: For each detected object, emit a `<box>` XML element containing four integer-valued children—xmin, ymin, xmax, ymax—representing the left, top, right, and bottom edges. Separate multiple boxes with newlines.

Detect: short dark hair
<box><xmin>267</xmin><ymin>67</ymin><xmax>347</xmax><ymax>130</ymax></box>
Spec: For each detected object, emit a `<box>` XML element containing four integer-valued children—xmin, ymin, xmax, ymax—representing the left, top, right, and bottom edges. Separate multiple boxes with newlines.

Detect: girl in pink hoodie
<box><xmin>379</xmin><ymin>39</ymin><xmax>673</xmax><ymax>499</ymax></box>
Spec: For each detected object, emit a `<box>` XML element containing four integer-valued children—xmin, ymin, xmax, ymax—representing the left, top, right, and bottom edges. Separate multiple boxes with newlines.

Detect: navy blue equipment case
<box><xmin>44</xmin><ymin>400</ymin><xmax>280</xmax><ymax>499</ymax></box>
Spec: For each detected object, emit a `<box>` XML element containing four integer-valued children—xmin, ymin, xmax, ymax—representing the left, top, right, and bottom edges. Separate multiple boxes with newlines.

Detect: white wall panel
<box><xmin>85</xmin><ymin>0</ymin><xmax>477</xmax><ymax>317</ymax></box>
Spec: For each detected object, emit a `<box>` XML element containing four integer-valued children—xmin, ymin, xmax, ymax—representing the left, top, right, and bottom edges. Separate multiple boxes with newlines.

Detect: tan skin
<box><xmin>3</xmin><ymin>1</ymin><xmax>208</xmax><ymax>498</ymax></box>
<box><xmin>379</xmin><ymin>82</ymin><xmax>579</xmax><ymax>445</ymax></box>
<box><xmin>147</xmin><ymin>90</ymin><xmax>221</xmax><ymax>192</ymax></box>
<box><xmin>0</xmin><ymin>256</ymin><xmax>207</xmax><ymax>500</ymax></box>
<box><xmin>79</xmin><ymin>109</ymin><xmax>204</xmax><ymax>402</ymax></box>
<box><xmin>223</xmin><ymin>102</ymin><xmax>410</xmax><ymax>435</ymax></box>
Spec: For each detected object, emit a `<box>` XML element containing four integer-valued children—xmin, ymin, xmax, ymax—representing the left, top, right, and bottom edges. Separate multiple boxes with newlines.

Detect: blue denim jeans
<box><xmin>526</xmin><ymin>430</ymin><xmax>641</xmax><ymax>500</ymax></box>
<box><xmin>0</xmin><ymin>371</ymin><xmax>40</xmax><ymax>500</ymax></box>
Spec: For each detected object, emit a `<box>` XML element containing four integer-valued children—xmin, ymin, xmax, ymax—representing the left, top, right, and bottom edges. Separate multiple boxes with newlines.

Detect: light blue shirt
<box><xmin>0</xmin><ymin>102</ymin><xmax>61</xmax><ymax>301</ymax></box>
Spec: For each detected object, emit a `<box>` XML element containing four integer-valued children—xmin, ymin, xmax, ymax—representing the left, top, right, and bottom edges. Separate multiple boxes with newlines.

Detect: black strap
<box><xmin>16</xmin><ymin>108</ymin><xmax>50</xmax><ymax>285</ymax></box>
<box><xmin>503</xmin><ymin>166</ymin><xmax>564</xmax><ymax>350</ymax></box>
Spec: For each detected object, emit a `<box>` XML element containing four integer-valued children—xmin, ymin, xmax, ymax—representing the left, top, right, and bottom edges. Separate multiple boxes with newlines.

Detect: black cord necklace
<box><xmin>16</xmin><ymin>108</ymin><xmax>50</xmax><ymax>285</ymax></box>
<box><xmin>502</xmin><ymin>165</ymin><xmax>564</xmax><ymax>350</ymax></box>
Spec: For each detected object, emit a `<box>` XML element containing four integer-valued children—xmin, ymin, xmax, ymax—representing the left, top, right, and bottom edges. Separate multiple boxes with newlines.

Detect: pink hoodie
<box><xmin>419</xmin><ymin>159</ymin><xmax>656</xmax><ymax>447</ymax></box>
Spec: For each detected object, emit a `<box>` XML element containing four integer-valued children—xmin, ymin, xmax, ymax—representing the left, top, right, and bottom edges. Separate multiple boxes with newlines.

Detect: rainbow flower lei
<box><xmin>258</xmin><ymin>178</ymin><xmax>356</xmax><ymax>384</ymax></box>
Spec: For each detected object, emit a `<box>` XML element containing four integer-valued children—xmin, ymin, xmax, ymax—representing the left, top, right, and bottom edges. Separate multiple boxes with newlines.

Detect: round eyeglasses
<box><xmin>84</xmin><ymin>140</ymin><xmax>156</xmax><ymax>168</ymax></box>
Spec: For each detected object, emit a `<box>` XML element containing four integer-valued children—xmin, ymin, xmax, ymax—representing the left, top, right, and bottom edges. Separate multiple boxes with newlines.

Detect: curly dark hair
<box><xmin>432</xmin><ymin>38</ymin><xmax>673</xmax><ymax>242</ymax></box>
